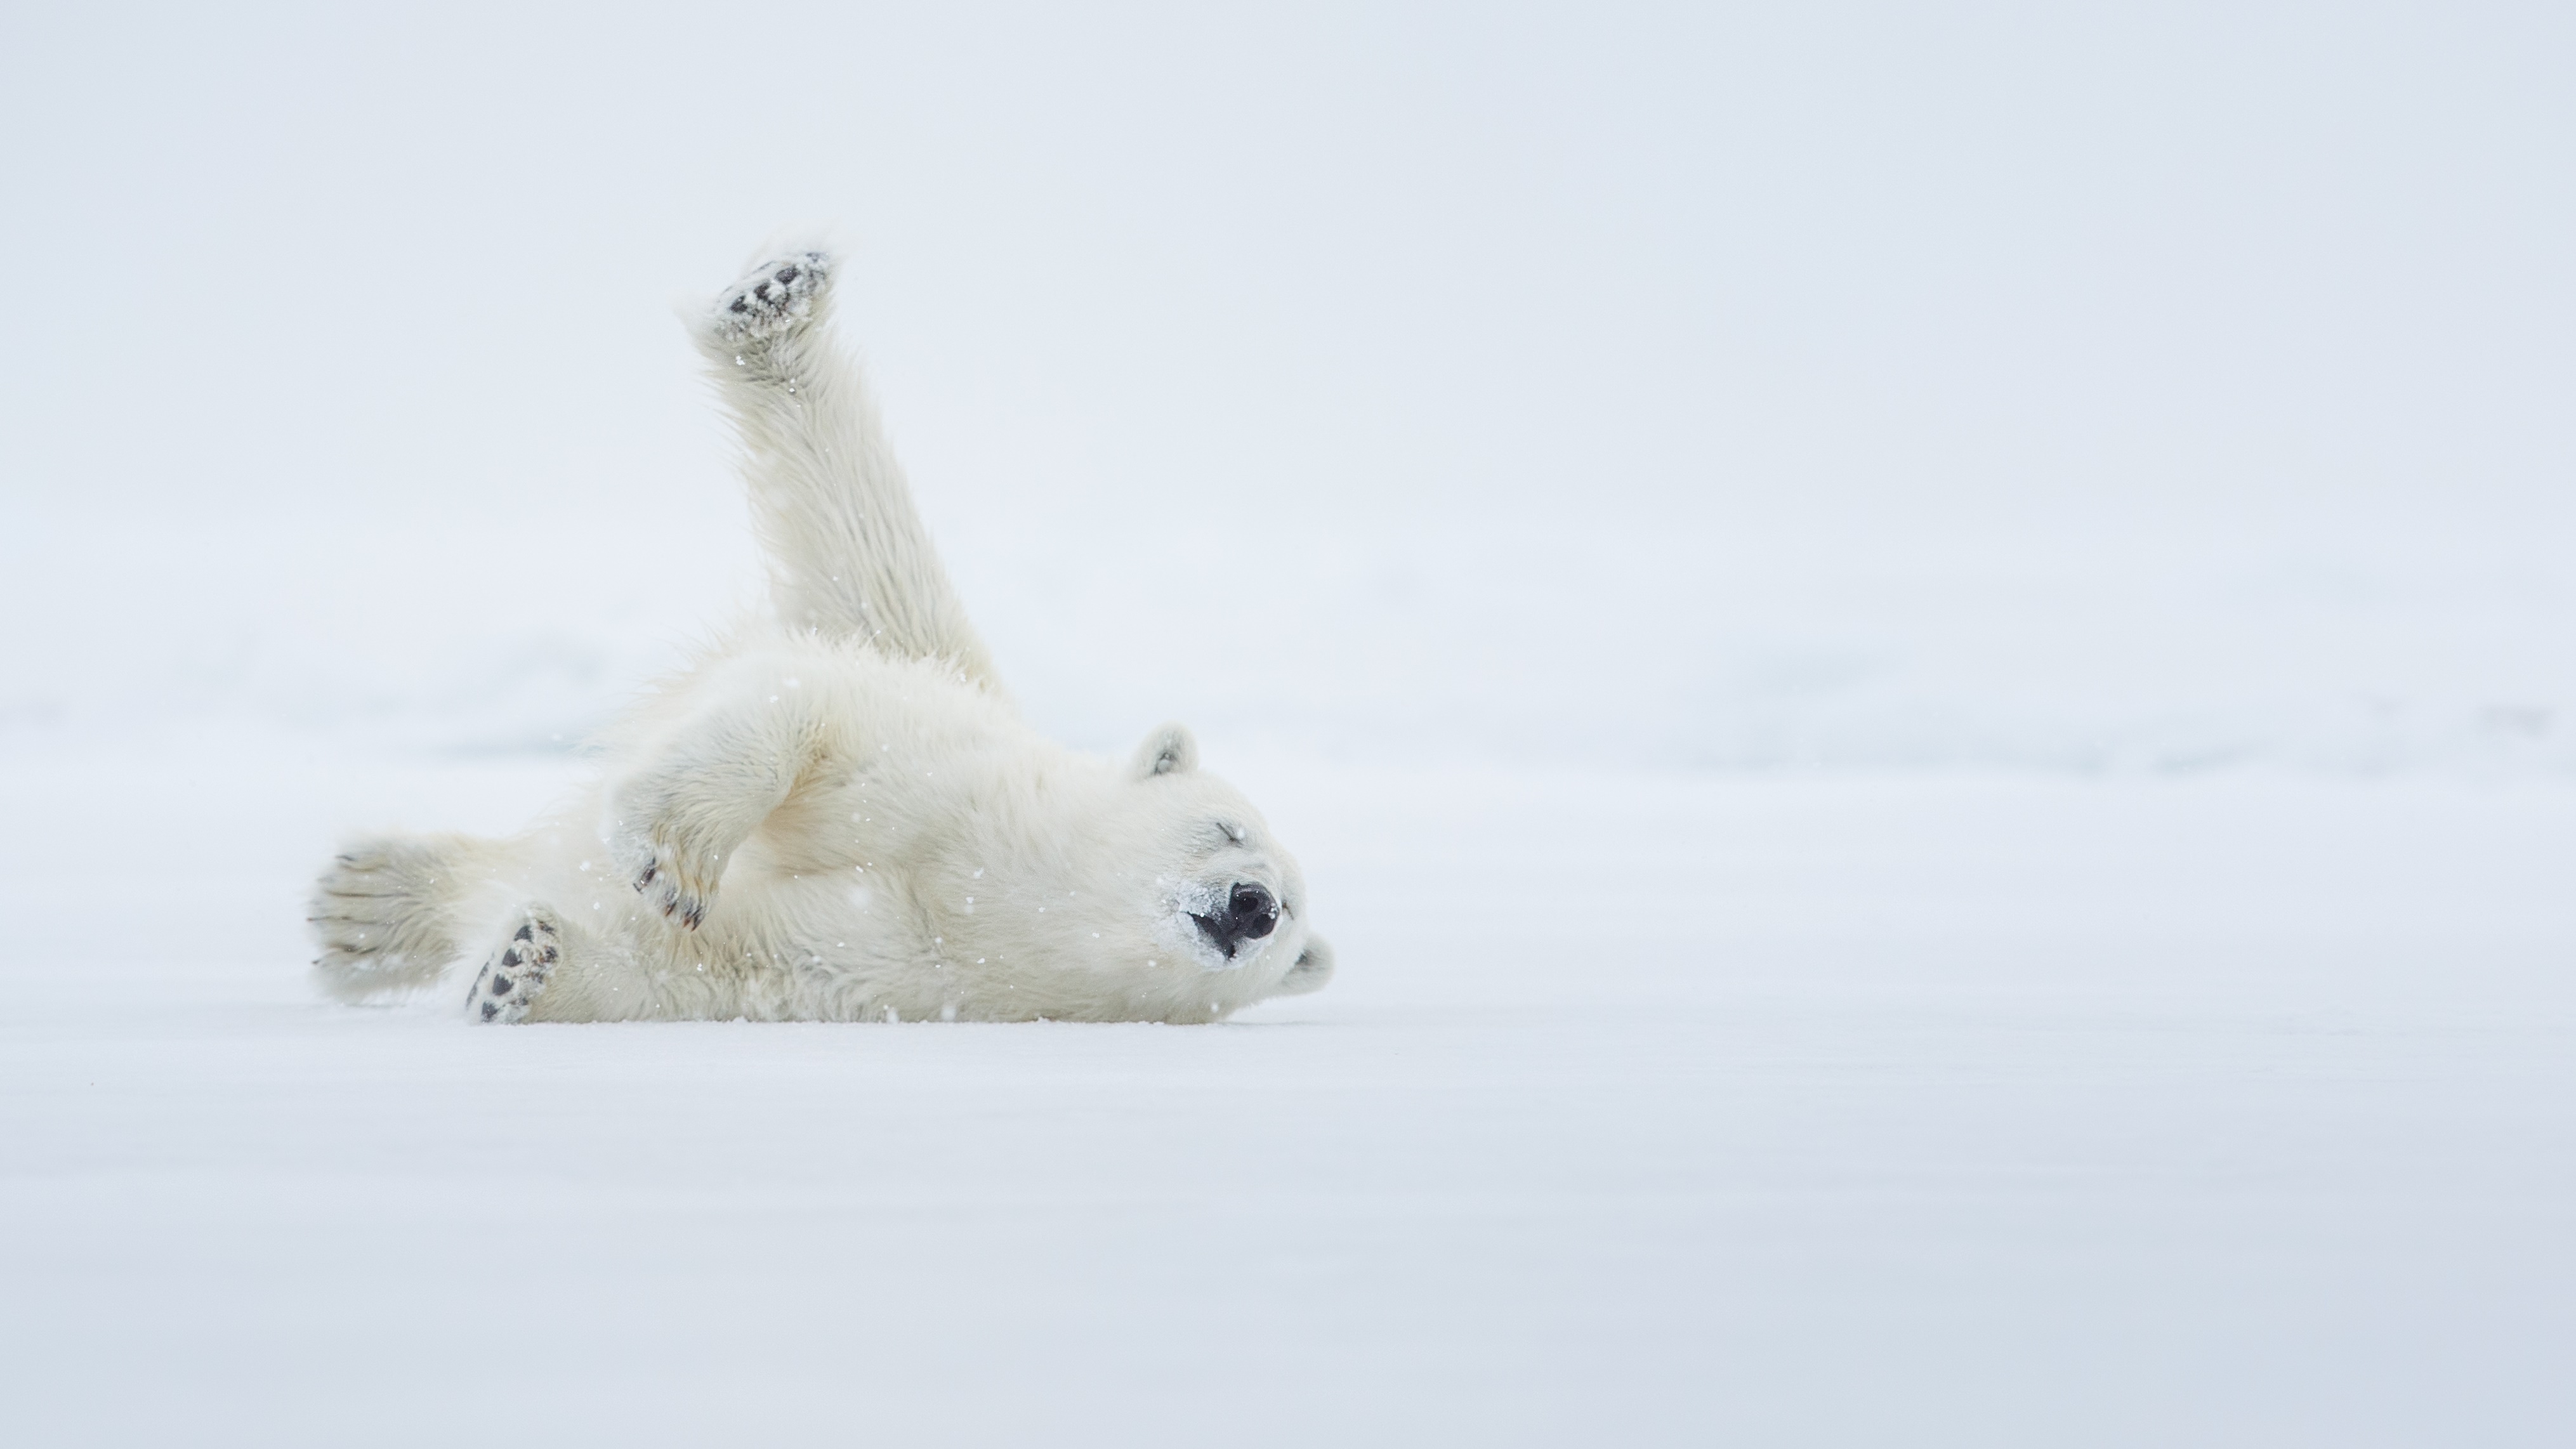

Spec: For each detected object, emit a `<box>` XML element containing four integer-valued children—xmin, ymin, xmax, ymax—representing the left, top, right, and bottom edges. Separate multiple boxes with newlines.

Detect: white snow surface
<box><xmin>4</xmin><ymin>730</ymin><xmax>2571</xmax><ymax>1445</ymax></box>
<box><xmin>6</xmin><ymin>4</ymin><xmax>2575</xmax><ymax>1440</ymax></box>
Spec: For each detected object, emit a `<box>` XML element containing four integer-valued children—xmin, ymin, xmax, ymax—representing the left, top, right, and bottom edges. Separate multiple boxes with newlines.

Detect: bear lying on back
<box><xmin>308</xmin><ymin>246</ymin><xmax>1332</xmax><ymax>1023</ymax></box>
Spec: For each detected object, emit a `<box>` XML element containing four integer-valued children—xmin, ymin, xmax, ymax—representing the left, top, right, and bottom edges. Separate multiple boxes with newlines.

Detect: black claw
<box><xmin>729</xmin><ymin>297</ymin><xmax>748</xmax><ymax>313</ymax></box>
<box><xmin>775</xmin><ymin>265</ymin><xmax>798</xmax><ymax>284</ymax></box>
<box><xmin>481</xmin><ymin>1001</ymin><xmax>500</xmax><ymax>1021</ymax></box>
<box><xmin>501</xmin><ymin>948</ymin><xmax>521</xmax><ymax>967</ymax></box>
<box><xmin>489</xmin><ymin>974</ymin><xmax>513</xmax><ymax>993</ymax></box>
<box><xmin>513</xmin><ymin>924</ymin><xmax>534</xmax><ymax>941</ymax></box>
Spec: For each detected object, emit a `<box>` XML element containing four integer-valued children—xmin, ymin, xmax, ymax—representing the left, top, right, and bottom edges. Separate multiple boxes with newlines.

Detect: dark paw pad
<box><xmin>467</xmin><ymin>912</ymin><xmax>562</xmax><ymax>1025</ymax></box>
<box><xmin>709</xmin><ymin>251</ymin><xmax>831</xmax><ymax>344</ymax></box>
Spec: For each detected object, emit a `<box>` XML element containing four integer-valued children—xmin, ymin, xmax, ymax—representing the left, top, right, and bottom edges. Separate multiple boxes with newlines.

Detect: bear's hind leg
<box><xmin>464</xmin><ymin>909</ymin><xmax>566</xmax><ymax>1024</ymax></box>
<box><xmin>463</xmin><ymin>906</ymin><xmax>673</xmax><ymax>1023</ymax></box>
<box><xmin>709</xmin><ymin>250</ymin><xmax>831</xmax><ymax>346</ymax></box>
<box><xmin>690</xmin><ymin>244</ymin><xmax>1000</xmax><ymax>685</ymax></box>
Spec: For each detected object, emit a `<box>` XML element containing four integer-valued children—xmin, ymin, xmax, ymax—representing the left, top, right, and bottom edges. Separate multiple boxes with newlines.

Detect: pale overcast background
<box><xmin>4</xmin><ymin>1</ymin><xmax>2570</xmax><ymax>770</ymax></box>
<box><xmin>4</xmin><ymin>7</ymin><xmax>2574</xmax><ymax>1446</ymax></box>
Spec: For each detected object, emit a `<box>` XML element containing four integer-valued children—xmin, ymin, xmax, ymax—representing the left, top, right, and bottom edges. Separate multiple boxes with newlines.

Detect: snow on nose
<box><xmin>1193</xmin><ymin>882</ymin><xmax>1278</xmax><ymax>959</ymax></box>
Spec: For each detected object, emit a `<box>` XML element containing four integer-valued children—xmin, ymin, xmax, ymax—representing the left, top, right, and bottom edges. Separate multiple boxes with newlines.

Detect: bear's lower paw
<box><xmin>467</xmin><ymin>912</ymin><xmax>562</xmax><ymax>1024</ymax></box>
<box><xmin>310</xmin><ymin>837</ymin><xmax>449</xmax><ymax>981</ymax></box>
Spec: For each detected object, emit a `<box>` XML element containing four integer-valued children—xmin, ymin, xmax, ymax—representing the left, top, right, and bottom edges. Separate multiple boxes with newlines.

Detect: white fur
<box><xmin>310</xmin><ymin>245</ymin><xmax>1332</xmax><ymax>1023</ymax></box>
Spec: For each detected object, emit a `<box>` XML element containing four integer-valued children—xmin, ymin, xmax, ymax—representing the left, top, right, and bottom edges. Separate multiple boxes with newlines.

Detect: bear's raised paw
<box><xmin>709</xmin><ymin>251</ymin><xmax>832</xmax><ymax>345</ymax></box>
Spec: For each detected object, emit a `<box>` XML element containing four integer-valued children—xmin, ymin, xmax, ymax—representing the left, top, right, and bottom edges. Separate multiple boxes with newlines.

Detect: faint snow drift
<box><xmin>6</xmin><ymin>503</ymin><xmax>2568</xmax><ymax>777</ymax></box>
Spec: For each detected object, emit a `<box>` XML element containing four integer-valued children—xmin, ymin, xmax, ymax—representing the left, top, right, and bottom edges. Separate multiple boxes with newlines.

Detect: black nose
<box><xmin>1192</xmin><ymin>882</ymin><xmax>1278</xmax><ymax>958</ymax></box>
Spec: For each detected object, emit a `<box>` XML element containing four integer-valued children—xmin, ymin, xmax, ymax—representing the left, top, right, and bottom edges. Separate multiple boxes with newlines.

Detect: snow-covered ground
<box><xmin>4</xmin><ymin>725</ymin><xmax>2572</xmax><ymax>1445</ymax></box>
<box><xmin>7</xmin><ymin>4</ymin><xmax>2575</xmax><ymax>1443</ymax></box>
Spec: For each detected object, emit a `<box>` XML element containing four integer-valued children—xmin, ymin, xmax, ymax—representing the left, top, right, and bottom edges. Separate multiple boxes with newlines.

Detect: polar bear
<box><xmin>308</xmin><ymin>246</ymin><xmax>1332</xmax><ymax>1023</ymax></box>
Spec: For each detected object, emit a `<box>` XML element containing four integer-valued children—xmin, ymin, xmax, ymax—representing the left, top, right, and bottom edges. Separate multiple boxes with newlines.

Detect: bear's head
<box><xmin>1115</xmin><ymin>724</ymin><xmax>1332</xmax><ymax>1000</ymax></box>
<box><xmin>924</xmin><ymin>722</ymin><xmax>1331</xmax><ymax>1016</ymax></box>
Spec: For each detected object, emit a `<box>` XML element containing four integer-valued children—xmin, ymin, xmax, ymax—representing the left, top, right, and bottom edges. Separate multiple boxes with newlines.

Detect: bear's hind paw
<box><xmin>467</xmin><ymin>910</ymin><xmax>562</xmax><ymax>1024</ymax></box>
<box><xmin>709</xmin><ymin>251</ymin><xmax>831</xmax><ymax>345</ymax></box>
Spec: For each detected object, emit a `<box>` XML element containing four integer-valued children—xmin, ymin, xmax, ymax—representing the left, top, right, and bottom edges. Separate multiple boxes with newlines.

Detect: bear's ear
<box><xmin>1130</xmin><ymin>723</ymin><xmax>1199</xmax><ymax>780</ymax></box>
<box><xmin>1270</xmin><ymin>936</ymin><xmax>1335</xmax><ymax>997</ymax></box>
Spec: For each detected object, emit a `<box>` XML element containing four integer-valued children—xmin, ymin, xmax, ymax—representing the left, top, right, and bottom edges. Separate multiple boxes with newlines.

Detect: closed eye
<box><xmin>1211</xmin><ymin>820</ymin><xmax>1247</xmax><ymax>846</ymax></box>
